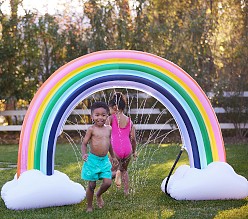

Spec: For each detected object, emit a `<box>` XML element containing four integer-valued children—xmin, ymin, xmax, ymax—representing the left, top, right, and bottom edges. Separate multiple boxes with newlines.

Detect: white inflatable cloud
<box><xmin>161</xmin><ymin>162</ymin><xmax>248</xmax><ymax>200</ymax></box>
<box><xmin>1</xmin><ymin>170</ymin><xmax>86</xmax><ymax>210</ymax></box>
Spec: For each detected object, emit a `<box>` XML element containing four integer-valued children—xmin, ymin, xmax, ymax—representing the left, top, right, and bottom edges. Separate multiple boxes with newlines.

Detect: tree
<box><xmin>0</xmin><ymin>0</ymin><xmax>23</xmax><ymax>102</ymax></box>
<box><xmin>36</xmin><ymin>14</ymin><xmax>67</xmax><ymax>82</ymax></box>
<box><xmin>147</xmin><ymin>0</ymin><xmax>216</xmax><ymax>91</ymax></box>
<box><xmin>62</xmin><ymin>18</ymin><xmax>88</xmax><ymax>62</ymax></box>
<box><xmin>115</xmin><ymin>0</ymin><xmax>133</xmax><ymax>49</ymax></box>
<box><xmin>131</xmin><ymin>0</ymin><xmax>150</xmax><ymax>51</ymax></box>
<box><xmin>212</xmin><ymin>0</ymin><xmax>248</xmax><ymax>138</ymax></box>
<box><xmin>84</xmin><ymin>0</ymin><xmax>115</xmax><ymax>51</ymax></box>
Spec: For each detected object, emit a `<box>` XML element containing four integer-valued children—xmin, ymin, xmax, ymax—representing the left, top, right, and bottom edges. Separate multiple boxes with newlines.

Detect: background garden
<box><xmin>0</xmin><ymin>0</ymin><xmax>247</xmax><ymax>140</ymax></box>
<box><xmin>0</xmin><ymin>0</ymin><xmax>247</xmax><ymax>218</ymax></box>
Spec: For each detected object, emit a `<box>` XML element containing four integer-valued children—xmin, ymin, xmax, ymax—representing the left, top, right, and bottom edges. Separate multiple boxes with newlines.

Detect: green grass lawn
<box><xmin>0</xmin><ymin>143</ymin><xmax>247</xmax><ymax>219</ymax></box>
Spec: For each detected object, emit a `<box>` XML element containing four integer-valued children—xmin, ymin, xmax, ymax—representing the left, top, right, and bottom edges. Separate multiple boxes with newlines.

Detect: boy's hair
<box><xmin>109</xmin><ymin>92</ymin><xmax>126</xmax><ymax>110</ymax></box>
<box><xmin>91</xmin><ymin>101</ymin><xmax>109</xmax><ymax>114</ymax></box>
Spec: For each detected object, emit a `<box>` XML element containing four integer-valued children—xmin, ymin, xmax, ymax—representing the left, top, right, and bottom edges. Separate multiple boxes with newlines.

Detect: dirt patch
<box><xmin>0</xmin><ymin>132</ymin><xmax>20</xmax><ymax>145</ymax></box>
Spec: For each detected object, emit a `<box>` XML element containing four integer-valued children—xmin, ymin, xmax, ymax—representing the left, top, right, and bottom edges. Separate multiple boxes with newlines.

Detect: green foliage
<box><xmin>0</xmin><ymin>143</ymin><xmax>247</xmax><ymax>218</ymax></box>
<box><xmin>212</xmin><ymin>1</ymin><xmax>248</xmax><ymax>135</ymax></box>
<box><xmin>0</xmin><ymin>0</ymin><xmax>247</xmax><ymax>135</ymax></box>
<box><xmin>211</xmin><ymin>1</ymin><xmax>248</xmax><ymax>91</ymax></box>
<box><xmin>0</xmin><ymin>0</ymin><xmax>247</xmax><ymax>97</ymax></box>
<box><xmin>0</xmin><ymin>12</ymin><xmax>66</xmax><ymax>101</ymax></box>
<box><xmin>0</xmin><ymin>14</ymin><xmax>26</xmax><ymax>100</ymax></box>
<box><xmin>147</xmin><ymin>0</ymin><xmax>217</xmax><ymax>91</ymax></box>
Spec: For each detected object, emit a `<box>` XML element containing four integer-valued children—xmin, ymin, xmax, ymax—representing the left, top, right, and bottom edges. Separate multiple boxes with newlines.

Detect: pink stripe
<box><xmin>19</xmin><ymin>50</ymin><xmax>225</xmax><ymax>173</ymax></box>
<box><xmin>83</xmin><ymin>50</ymin><xmax>225</xmax><ymax>160</ymax></box>
<box><xmin>95</xmin><ymin>51</ymin><xmax>225</xmax><ymax>160</ymax></box>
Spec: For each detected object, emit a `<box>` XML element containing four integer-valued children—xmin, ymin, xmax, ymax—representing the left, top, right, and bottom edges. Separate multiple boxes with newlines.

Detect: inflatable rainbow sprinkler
<box><xmin>18</xmin><ymin>50</ymin><xmax>225</xmax><ymax>177</ymax></box>
<box><xmin>5</xmin><ymin>50</ymin><xmax>248</xmax><ymax>211</ymax></box>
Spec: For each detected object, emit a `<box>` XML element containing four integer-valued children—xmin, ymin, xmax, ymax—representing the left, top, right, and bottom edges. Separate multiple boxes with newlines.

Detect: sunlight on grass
<box><xmin>160</xmin><ymin>209</ymin><xmax>175</xmax><ymax>218</ymax></box>
<box><xmin>159</xmin><ymin>143</ymin><xmax>182</xmax><ymax>148</ymax></box>
<box><xmin>215</xmin><ymin>205</ymin><xmax>248</xmax><ymax>219</ymax></box>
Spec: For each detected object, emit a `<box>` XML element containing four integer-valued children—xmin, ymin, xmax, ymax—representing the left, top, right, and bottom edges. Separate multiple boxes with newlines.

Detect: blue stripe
<box><xmin>47</xmin><ymin>75</ymin><xmax>200</xmax><ymax>175</ymax></box>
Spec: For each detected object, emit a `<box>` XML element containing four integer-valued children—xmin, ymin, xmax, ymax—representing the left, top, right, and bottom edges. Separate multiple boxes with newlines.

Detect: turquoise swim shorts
<box><xmin>81</xmin><ymin>153</ymin><xmax>112</xmax><ymax>181</ymax></box>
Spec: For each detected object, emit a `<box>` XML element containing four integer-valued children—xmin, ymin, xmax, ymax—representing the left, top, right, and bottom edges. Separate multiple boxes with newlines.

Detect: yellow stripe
<box><xmin>27</xmin><ymin>58</ymin><xmax>219</xmax><ymax>167</ymax></box>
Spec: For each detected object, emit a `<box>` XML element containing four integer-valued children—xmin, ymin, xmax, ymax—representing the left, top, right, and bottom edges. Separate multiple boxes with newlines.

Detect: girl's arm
<box><xmin>130</xmin><ymin>122</ymin><xmax>137</xmax><ymax>159</ymax></box>
<box><xmin>105</xmin><ymin>115</ymin><xmax>112</xmax><ymax>126</ymax></box>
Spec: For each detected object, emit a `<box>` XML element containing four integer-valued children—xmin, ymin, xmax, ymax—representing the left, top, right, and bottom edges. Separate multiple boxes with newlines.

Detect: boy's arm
<box><xmin>108</xmin><ymin>126</ymin><xmax>114</xmax><ymax>158</ymax></box>
<box><xmin>108</xmin><ymin>143</ymin><xmax>115</xmax><ymax>158</ymax></box>
<box><xmin>108</xmin><ymin>126</ymin><xmax>118</xmax><ymax>165</ymax></box>
<box><xmin>109</xmin><ymin>144</ymin><xmax>118</xmax><ymax>165</ymax></box>
<box><xmin>81</xmin><ymin>127</ymin><xmax>92</xmax><ymax>161</ymax></box>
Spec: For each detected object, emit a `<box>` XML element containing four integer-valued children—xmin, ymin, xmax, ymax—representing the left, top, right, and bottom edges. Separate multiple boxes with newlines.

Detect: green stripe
<box><xmin>34</xmin><ymin>63</ymin><xmax>213</xmax><ymax>169</ymax></box>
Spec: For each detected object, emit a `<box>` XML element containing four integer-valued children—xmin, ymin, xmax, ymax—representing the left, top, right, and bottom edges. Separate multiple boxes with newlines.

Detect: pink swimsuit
<box><xmin>111</xmin><ymin>114</ymin><xmax>132</xmax><ymax>159</ymax></box>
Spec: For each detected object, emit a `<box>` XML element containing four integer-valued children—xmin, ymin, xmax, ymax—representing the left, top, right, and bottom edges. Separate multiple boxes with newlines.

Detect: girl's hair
<box><xmin>109</xmin><ymin>92</ymin><xmax>126</xmax><ymax>110</ymax></box>
<box><xmin>91</xmin><ymin>101</ymin><xmax>109</xmax><ymax>114</ymax></box>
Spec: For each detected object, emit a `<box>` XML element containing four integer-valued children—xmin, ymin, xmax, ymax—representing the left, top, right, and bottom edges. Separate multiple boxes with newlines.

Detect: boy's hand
<box><xmin>82</xmin><ymin>154</ymin><xmax>88</xmax><ymax>161</ymax></box>
<box><xmin>133</xmin><ymin>152</ymin><xmax>137</xmax><ymax>161</ymax></box>
<box><xmin>112</xmin><ymin>157</ymin><xmax>119</xmax><ymax>166</ymax></box>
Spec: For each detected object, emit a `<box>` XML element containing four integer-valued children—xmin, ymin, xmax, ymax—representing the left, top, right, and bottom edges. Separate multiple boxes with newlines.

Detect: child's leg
<box><xmin>122</xmin><ymin>170</ymin><xmax>129</xmax><ymax>195</ymax></box>
<box><xmin>115</xmin><ymin>168</ymin><xmax>122</xmax><ymax>188</ymax></box>
<box><xmin>110</xmin><ymin>156</ymin><xmax>119</xmax><ymax>179</ymax></box>
<box><xmin>112</xmin><ymin>157</ymin><xmax>121</xmax><ymax>187</ymax></box>
<box><xmin>86</xmin><ymin>181</ymin><xmax>96</xmax><ymax>212</ymax></box>
<box><xmin>96</xmin><ymin>178</ymin><xmax>112</xmax><ymax>208</ymax></box>
<box><xmin>120</xmin><ymin>157</ymin><xmax>131</xmax><ymax>195</ymax></box>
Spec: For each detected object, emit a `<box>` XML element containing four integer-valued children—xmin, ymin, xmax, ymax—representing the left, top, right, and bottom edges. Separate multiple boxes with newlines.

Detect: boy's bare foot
<box><xmin>115</xmin><ymin>170</ymin><xmax>121</xmax><ymax>188</ymax></box>
<box><xmin>86</xmin><ymin>207</ymin><xmax>93</xmax><ymax>212</ymax></box>
<box><xmin>96</xmin><ymin>194</ymin><xmax>104</xmax><ymax>208</ymax></box>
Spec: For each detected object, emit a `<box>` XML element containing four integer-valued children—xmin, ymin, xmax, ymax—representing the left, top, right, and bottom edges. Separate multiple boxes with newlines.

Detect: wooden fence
<box><xmin>0</xmin><ymin>107</ymin><xmax>246</xmax><ymax>132</ymax></box>
<box><xmin>1</xmin><ymin>91</ymin><xmax>247</xmax><ymax>132</ymax></box>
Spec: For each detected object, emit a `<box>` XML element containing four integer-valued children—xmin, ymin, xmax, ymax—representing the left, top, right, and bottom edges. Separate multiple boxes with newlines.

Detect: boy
<box><xmin>81</xmin><ymin>101</ymin><xmax>118</xmax><ymax>212</ymax></box>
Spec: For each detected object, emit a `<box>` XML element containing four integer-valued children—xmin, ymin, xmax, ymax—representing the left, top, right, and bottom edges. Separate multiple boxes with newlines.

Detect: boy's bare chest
<box><xmin>92</xmin><ymin>128</ymin><xmax>110</xmax><ymax>140</ymax></box>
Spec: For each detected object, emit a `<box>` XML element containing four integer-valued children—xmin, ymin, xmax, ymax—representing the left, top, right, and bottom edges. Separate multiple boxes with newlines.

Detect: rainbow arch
<box><xmin>17</xmin><ymin>50</ymin><xmax>226</xmax><ymax>176</ymax></box>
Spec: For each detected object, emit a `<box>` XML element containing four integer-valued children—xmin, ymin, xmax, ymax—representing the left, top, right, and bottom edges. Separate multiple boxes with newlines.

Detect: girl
<box><xmin>107</xmin><ymin>92</ymin><xmax>137</xmax><ymax>195</ymax></box>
